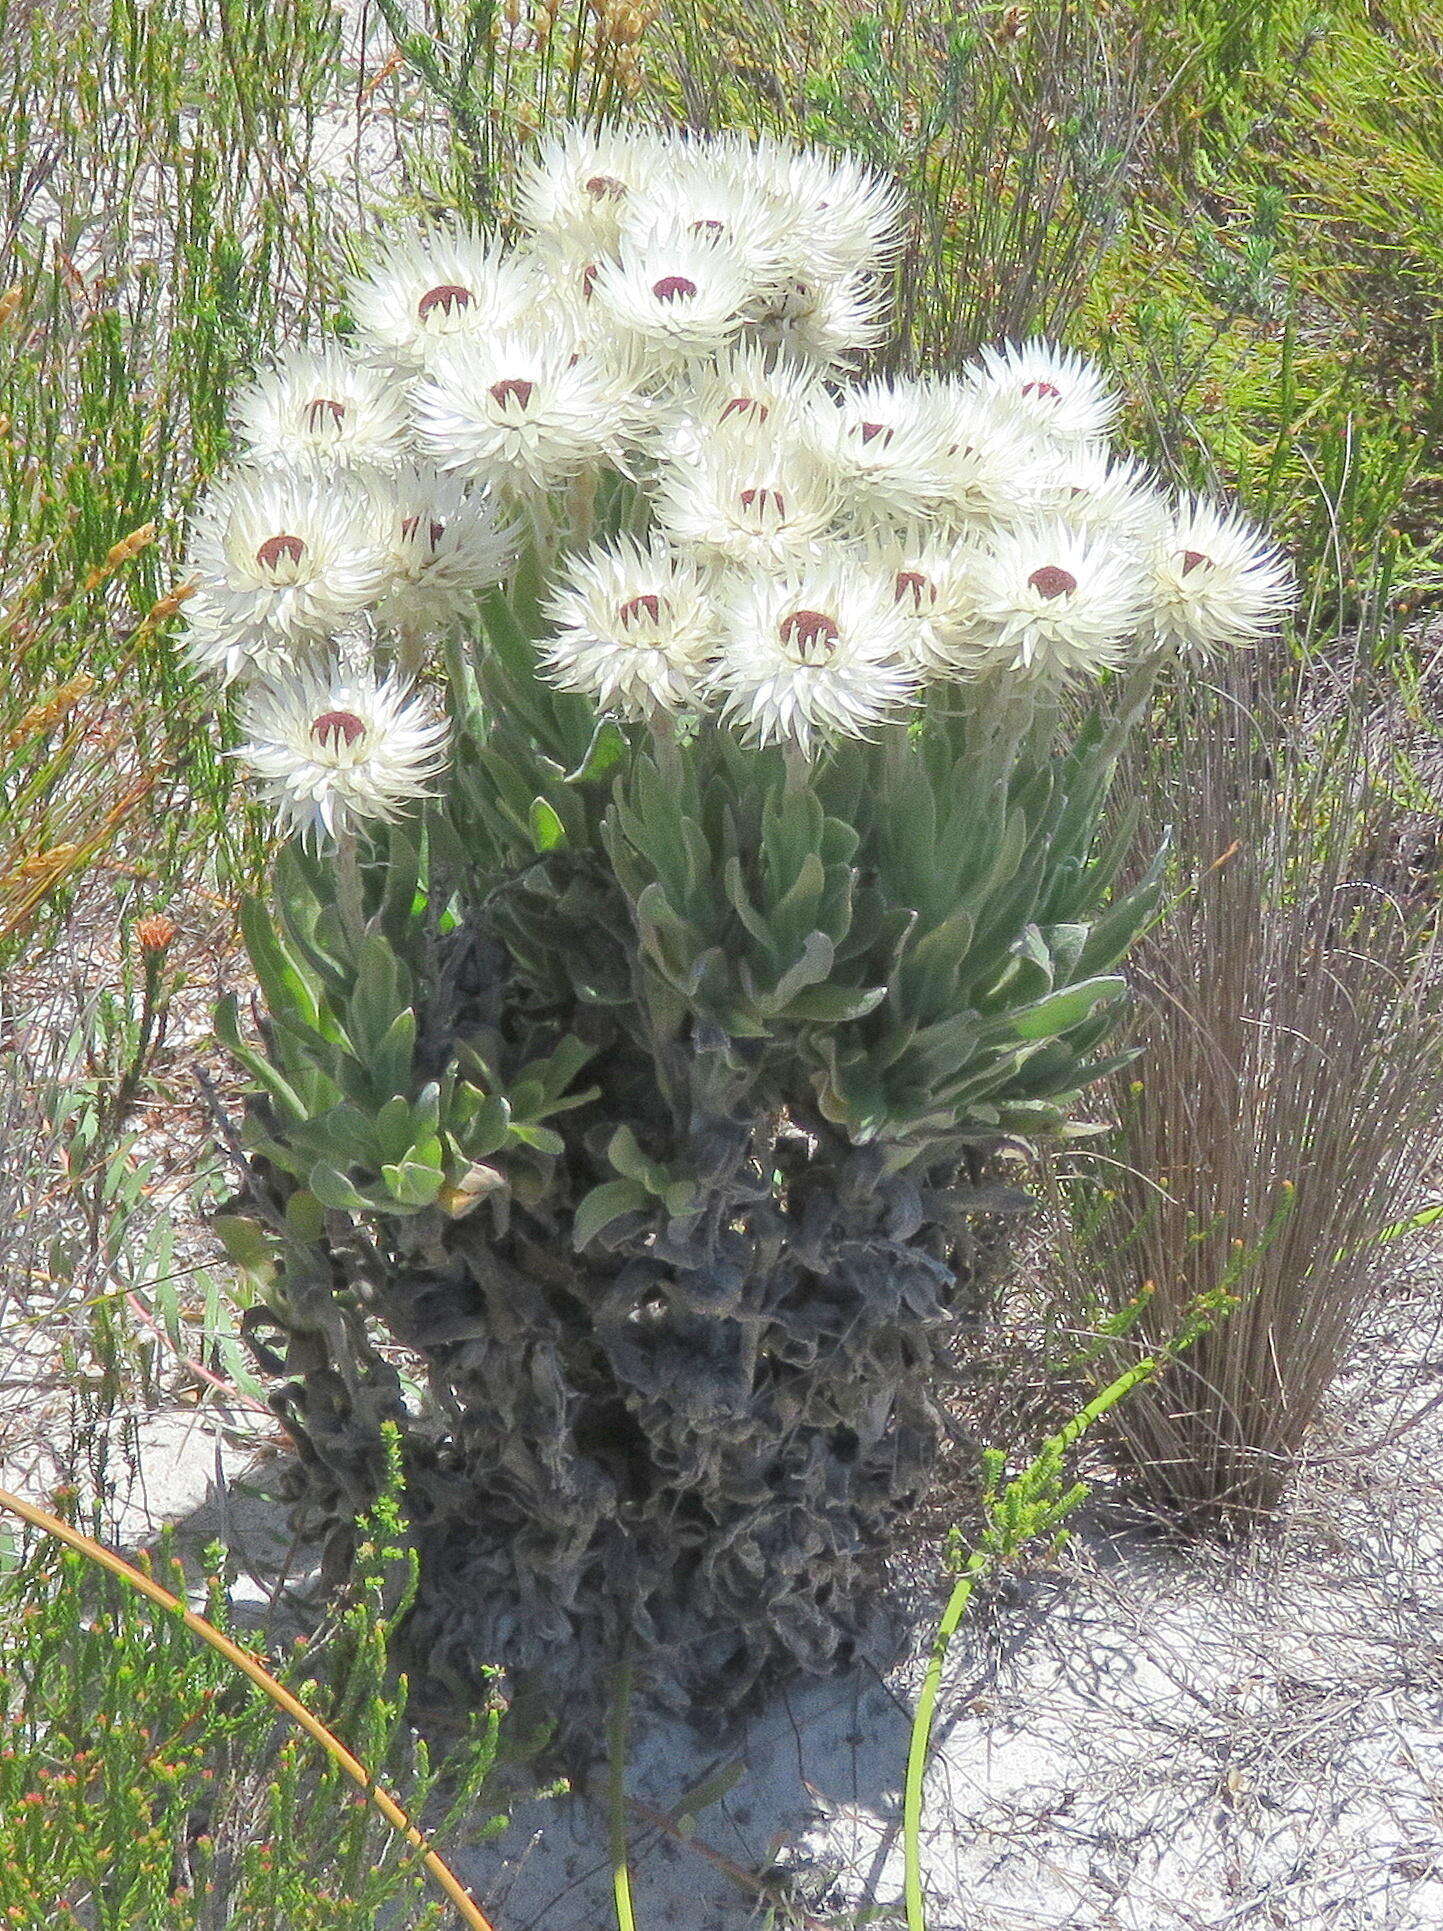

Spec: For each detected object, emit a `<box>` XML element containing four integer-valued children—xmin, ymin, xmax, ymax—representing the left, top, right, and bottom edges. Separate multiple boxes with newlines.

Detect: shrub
<box><xmin>194</xmin><ymin>122</ymin><xmax>1292</xmax><ymax>1727</ymax></box>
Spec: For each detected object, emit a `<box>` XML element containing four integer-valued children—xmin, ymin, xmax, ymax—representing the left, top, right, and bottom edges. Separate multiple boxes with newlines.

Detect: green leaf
<box><xmin>382</xmin><ymin>1157</ymin><xmax>445</xmax><ymax>1208</ymax></box>
<box><xmin>214</xmin><ymin>1215</ymin><xmax>275</xmax><ymax>1285</ymax></box>
<box><xmin>565</xmin><ymin>716</ymin><xmax>630</xmax><ymax>784</ymax></box>
<box><xmin>1011</xmin><ymin>976</ymin><xmax>1125</xmax><ymax>1041</ymax></box>
<box><xmin>529</xmin><ymin>796</ymin><xmax>567</xmax><ymax>852</ymax></box>
<box><xmin>573</xmin><ymin>1177</ymin><xmax>651</xmax><ymax>1250</ymax></box>
<box><xmin>308</xmin><ymin>1162</ymin><xmax>370</xmax><ymax>1212</ymax></box>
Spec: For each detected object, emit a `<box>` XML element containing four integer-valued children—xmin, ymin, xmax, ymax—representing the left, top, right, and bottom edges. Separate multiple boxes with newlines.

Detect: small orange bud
<box><xmin>135</xmin><ymin>914</ymin><xmax>177</xmax><ymax>954</ymax></box>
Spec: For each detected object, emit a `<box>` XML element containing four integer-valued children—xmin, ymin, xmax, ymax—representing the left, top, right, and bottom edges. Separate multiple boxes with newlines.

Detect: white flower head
<box><xmin>514</xmin><ymin>124</ymin><xmax>675</xmax><ymax>253</ymax></box>
<box><xmin>723</xmin><ymin>132</ymin><xmax>905</xmax><ymax>279</ymax></box>
<box><xmin>967</xmin><ymin>339</ymin><xmax>1119</xmax><ymax>447</ymax></box>
<box><xmin>622</xmin><ymin>155</ymin><xmax>795</xmax><ymax>285</ymax></box>
<box><xmin>931</xmin><ymin>385</ymin><xmax>1053</xmax><ymax>532</ymax></box>
<box><xmin>1041</xmin><ymin>443</ymin><xmax>1169</xmax><ymax>550</ymax></box>
<box><xmin>412</xmin><ymin>330</ymin><xmax>641</xmax><ymax>490</ymax></box>
<box><xmin>709</xmin><ymin>555</ymin><xmax>921</xmax><ymax>753</ymax></box>
<box><xmin>654</xmin><ymin>341</ymin><xmax>826</xmax><ymax>465</ymax></box>
<box><xmin>653</xmin><ymin>429</ymin><xmax>842</xmax><ymax>569</ymax></box>
<box><xmin>746</xmin><ymin>270</ymin><xmax>889</xmax><ymax>372</ymax></box>
<box><xmin>179</xmin><ymin>591</ymin><xmax>305</xmax><ymax>687</ymax></box>
<box><xmin>231</xmin><ymin>345</ymin><xmax>412</xmax><ymax>471</ymax></box>
<box><xmin>541</xmin><ymin>536</ymin><xmax>719</xmax><ymax>720</ymax></box>
<box><xmin>236</xmin><ymin>662</ymin><xmax>449</xmax><ymax>846</ymax></box>
<box><xmin>345</xmin><ymin>223</ymin><xmax>539</xmax><ymax>369</ymax></box>
<box><xmin>185</xmin><ymin>468</ymin><xmax>392</xmax><ymax>648</ymax></box>
<box><xmin>591</xmin><ymin>228</ymin><xmax>759</xmax><ymax>369</ymax></box>
<box><xmin>1143</xmin><ymin>496</ymin><xmax>1294</xmax><ymax>659</ymax></box>
<box><xmin>860</xmin><ymin>528</ymin><xmax>986</xmax><ymax>675</ymax></box>
<box><xmin>370</xmin><ymin>468</ymin><xmax>517</xmax><ymax>641</ymax></box>
<box><xmin>814</xmin><ymin>377</ymin><xmax>960</xmax><ymax>524</ymax></box>
<box><xmin>968</xmin><ymin>520</ymin><xmax>1149</xmax><ymax>683</ymax></box>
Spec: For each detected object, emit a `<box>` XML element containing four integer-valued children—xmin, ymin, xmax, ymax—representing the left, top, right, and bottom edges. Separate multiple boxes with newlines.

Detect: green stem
<box><xmin>902</xmin><ymin>1550</ymin><xmax>991</xmax><ymax>1931</ymax></box>
<box><xmin>608</xmin><ymin>1639</ymin><xmax>637</xmax><ymax>1931</ymax></box>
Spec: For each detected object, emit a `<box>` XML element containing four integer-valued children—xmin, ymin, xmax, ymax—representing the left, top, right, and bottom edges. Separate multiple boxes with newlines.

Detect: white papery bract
<box><xmin>861</xmin><ymin>530</ymin><xmax>985</xmax><ymax>675</ymax></box>
<box><xmin>412</xmin><ymin>331</ymin><xmax>640</xmax><ymax>490</ymax></box>
<box><xmin>371</xmin><ymin>469</ymin><xmax>517</xmax><ymax>642</ymax></box>
<box><xmin>236</xmin><ymin>662</ymin><xmax>449</xmax><ymax>846</ymax></box>
<box><xmin>623</xmin><ymin>159</ymin><xmax>796</xmax><ymax>287</ymax></box>
<box><xmin>515</xmin><ymin>124</ymin><xmax>675</xmax><ymax>253</ymax></box>
<box><xmin>1044</xmin><ymin>443</ymin><xmax>1169</xmax><ymax>550</ymax></box>
<box><xmin>653</xmin><ymin>428</ymin><xmax>841</xmax><ymax>569</ymax></box>
<box><xmin>231</xmin><ymin>346</ymin><xmax>412</xmax><ymax>471</ymax></box>
<box><xmin>541</xmin><ymin>536</ymin><xmax>719</xmax><ymax>720</ymax></box>
<box><xmin>346</xmin><ymin>224</ymin><xmax>539</xmax><ymax>368</ymax></box>
<box><xmin>180</xmin><ymin>591</ymin><xmax>299</xmax><ymax>686</ymax></box>
<box><xmin>968</xmin><ymin>339</ymin><xmax>1120</xmax><ymax>447</ymax></box>
<box><xmin>591</xmin><ymin>229</ymin><xmax>758</xmax><ymax>369</ymax></box>
<box><xmin>815</xmin><ymin>377</ymin><xmax>959</xmax><ymax>524</ymax></box>
<box><xmin>1143</xmin><ymin>497</ymin><xmax>1294</xmax><ymax>659</ymax></box>
<box><xmin>654</xmin><ymin>342</ymin><xmax>826</xmax><ymax>465</ymax></box>
<box><xmin>968</xmin><ymin>520</ymin><xmax>1149</xmax><ymax>683</ymax></box>
<box><xmin>729</xmin><ymin>133</ymin><xmax>905</xmax><ymax>279</ymax></box>
<box><xmin>748</xmin><ymin>270</ymin><xmax>889</xmax><ymax>371</ymax></box>
<box><xmin>185</xmin><ymin>468</ymin><xmax>392</xmax><ymax>649</ymax></box>
<box><xmin>709</xmin><ymin>555</ymin><xmax>920</xmax><ymax>752</ymax></box>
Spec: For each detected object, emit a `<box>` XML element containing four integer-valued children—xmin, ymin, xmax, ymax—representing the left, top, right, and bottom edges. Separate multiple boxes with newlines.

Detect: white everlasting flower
<box><xmin>747</xmin><ymin>270</ymin><xmax>889</xmax><ymax>372</ymax></box>
<box><xmin>622</xmin><ymin>157</ymin><xmax>795</xmax><ymax>286</ymax></box>
<box><xmin>967</xmin><ymin>339</ymin><xmax>1119</xmax><ymax>447</ymax></box>
<box><xmin>541</xmin><ymin>536</ymin><xmax>719</xmax><ymax>720</ymax></box>
<box><xmin>179</xmin><ymin>591</ymin><xmax>298</xmax><ymax>687</ymax></box>
<box><xmin>968</xmin><ymin>520</ymin><xmax>1149</xmax><ymax>683</ymax></box>
<box><xmin>185</xmin><ymin>469</ymin><xmax>392</xmax><ymax>648</ymax></box>
<box><xmin>1042</xmin><ymin>443</ymin><xmax>1168</xmax><ymax>550</ymax></box>
<box><xmin>412</xmin><ymin>331</ymin><xmax>640</xmax><ymax>490</ymax></box>
<box><xmin>653</xmin><ymin>430</ymin><xmax>842</xmax><ymax>569</ymax></box>
<box><xmin>709</xmin><ymin>556</ymin><xmax>921</xmax><ymax>753</ymax></box>
<box><xmin>231</xmin><ymin>345</ymin><xmax>412</xmax><ymax>471</ymax></box>
<box><xmin>236</xmin><ymin>662</ymin><xmax>449</xmax><ymax>846</ymax></box>
<box><xmin>514</xmin><ymin>124</ymin><xmax>675</xmax><ymax>253</ymax></box>
<box><xmin>723</xmin><ymin>133</ymin><xmax>905</xmax><ymax>279</ymax></box>
<box><xmin>1142</xmin><ymin>497</ymin><xmax>1293</xmax><ymax>659</ymax></box>
<box><xmin>813</xmin><ymin>377</ymin><xmax>959</xmax><ymax>524</ymax></box>
<box><xmin>370</xmin><ymin>468</ymin><xmax>517</xmax><ymax>641</ymax></box>
<box><xmin>654</xmin><ymin>342</ymin><xmax>826</xmax><ymax>465</ymax></box>
<box><xmin>591</xmin><ymin>229</ymin><xmax>758</xmax><ymax>368</ymax></box>
<box><xmin>345</xmin><ymin>224</ymin><xmax>539</xmax><ymax>369</ymax></box>
<box><xmin>931</xmin><ymin>386</ymin><xmax>1052</xmax><ymax>533</ymax></box>
<box><xmin>860</xmin><ymin>529</ymin><xmax>986</xmax><ymax>675</ymax></box>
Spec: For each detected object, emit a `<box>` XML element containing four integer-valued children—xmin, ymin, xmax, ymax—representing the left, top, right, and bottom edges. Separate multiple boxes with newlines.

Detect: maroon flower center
<box><xmin>1180</xmin><ymin>549</ymin><xmax>1210</xmax><ymax>575</ymax></box>
<box><xmin>489</xmin><ymin>376</ymin><xmax>535</xmax><ymax>410</ymax></box>
<box><xmin>618</xmin><ymin>593</ymin><xmax>663</xmax><ymax>627</ymax></box>
<box><xmin>721</xmin><ymin>396</ymin><xmax>768</xmax><ymax>424</ymax></box>
<box><xmin>894</xmin><ymin>570</ymin><xmax>933</xmax><ymax>609</ymax></box>
<box><xmin>858</xmin><ymin>421</ymin><xmax>892</xmax><ymax>446</ymax></box>
<box><xmin>585</xmin><ymin>173</ymin><xmax>626</xmax><ymax>200</ymax></box>
<box><xmin>311</xmin><ymin>709</ymin><xmax>365</xmax><ymax>750</ymax></box>
<box><xmin>580</xmin><ymin>262</ymin><xmax>599</xmax><ymax>301</ymax></box>
<box><xmin>780</xmin><ymin>608</ymin><xmax>840</xmax><ymax>661</ymax></box>
<box><xmin>255</xmin><ymin>533</ymin><xmax>306</xmax><ymax>572</ymax></box>
<box><xmin>401</xmin><ymin>514</ymin><xmax>446</xmax><ymax>549</ymax></box>
<box><xmin>1028</xmin><ymin>564</ymin><xmax>1077</xmax><ymax>600</ymax></box>
<box><xmin>304</xmin><ymin>397</ymin><xmax>346</xmax><ymax>431</ymax></box>
<box><xmin>690</xmin><ymin>218</ymin><xmax>726</xmax><ymax>239</ymax></box>
<box><xmin>652</xmin><ymin>275</ymin><xmax>698</xmax><ymax>303</ymax></box>
<box><xmin>739</xmin><ymin>486</ymin><xmax>784</xmax><ymax>516</ymax></box>
<box><xmin>417</xmin><ymin>283</ymin><xmax>472</xmax><ymax>320</ymax></box>
<box><xmin>1021</xmin><ymin>379</ymin><xmax>1062</xmax><ymax>400</ymax></box>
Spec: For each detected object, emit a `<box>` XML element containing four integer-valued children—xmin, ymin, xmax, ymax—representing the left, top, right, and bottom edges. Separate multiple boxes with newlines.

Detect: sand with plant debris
<box><xmin>9</xmin><ymin>1249</ymin><xmax>1440</xmax><ymax>1931</ymax></box>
